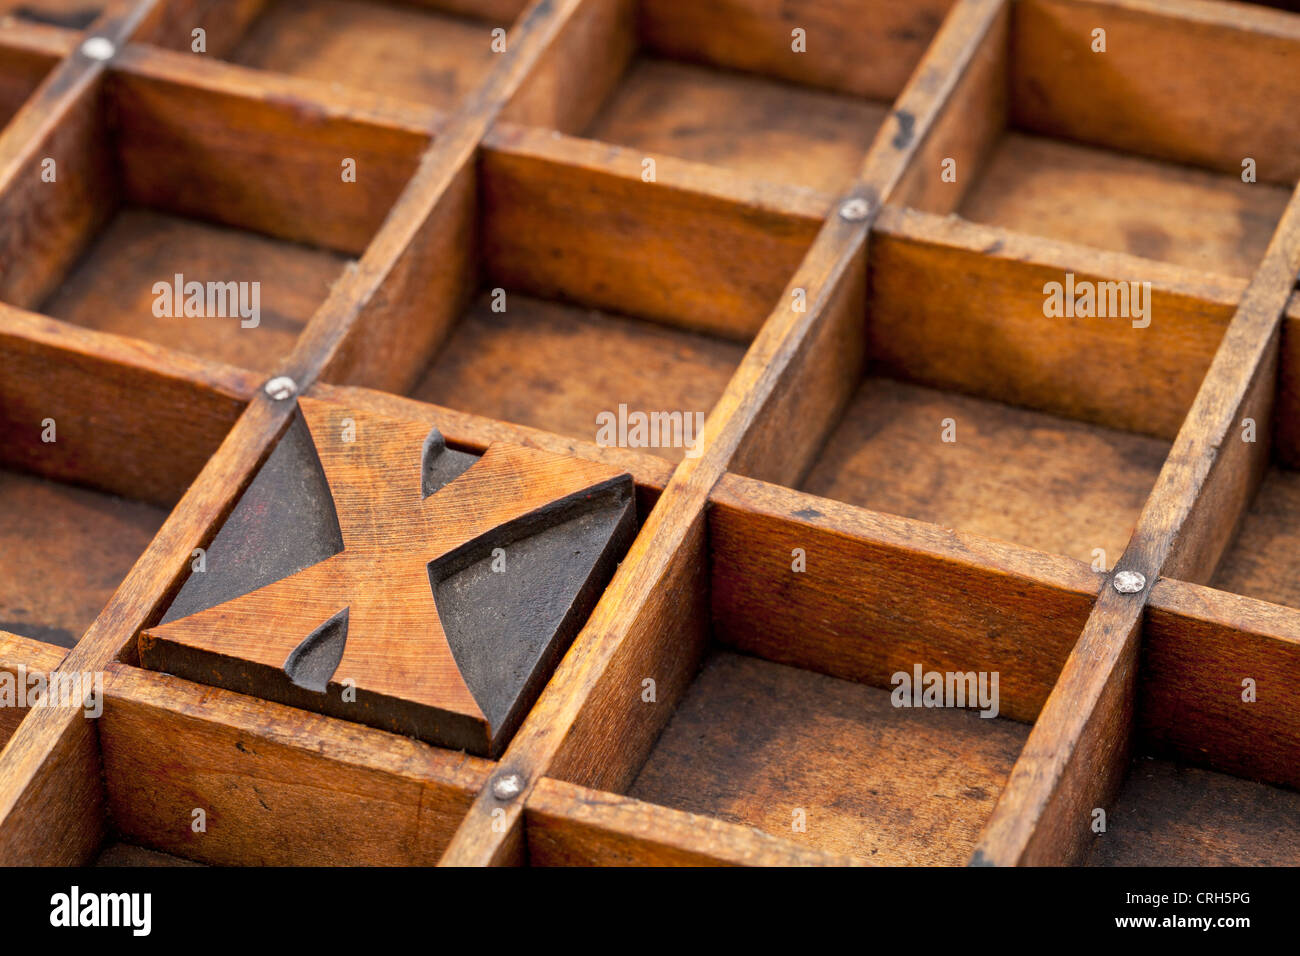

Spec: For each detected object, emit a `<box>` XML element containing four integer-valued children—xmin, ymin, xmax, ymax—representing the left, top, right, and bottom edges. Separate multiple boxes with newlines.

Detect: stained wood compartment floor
<box><xmin>1210</xmin><ymin>466</ymin><xmax>1300</xmax><ymax>611</ymax></box>
<box><xmin>799</xmin><ymin>377</ymin><xmax>1169</xmax><ymax>566</ymax></box>
<box><xmin>0</xmin><ymin>468</ymin><xmax>165</xmax><ymax>649</ymax></box>
<box><xmin>583</xmin><ymin>57</ymin><xmax>890</xmax><ymax>195</ymax></box>
<box><xmin>408</xmin><ymin>291</ymin><xmax>746</xmax><ymax>464</ymax></box>
<box><xmin>1085</xmin><ymin>757</ymin><xmax>1300</xmax><ymax>866</ymax></box>
<box><xmin>959</xmin><ymin>130</ymin><xmax>1293</xmax><ymax>279</ymax></box>
<box><xmin>96</xmin><ymin>841</ymin><xmax>204</xmax><ymax>867</ymax></box>
<box><xmin>223</xmin><ymin>0</ymin><xmax>506</xmax><ymax>108</ymax></box>
<box><xmin>38</xmin><ymin>208</ymin><xmax>348</xmax><ymax>373</ymax></box>
<box><xmin>628</xmin><ymin>651</ymin><xmax>1029</xmax><ymax>865</ymax></box>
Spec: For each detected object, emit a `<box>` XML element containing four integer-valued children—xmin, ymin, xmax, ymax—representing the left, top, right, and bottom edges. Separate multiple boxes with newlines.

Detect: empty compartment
<box><xmin>507</xmin><ymin>0</ymin><xmax>955</xmax><ymax>194</ymax></box>
<box><xmin>141</xmin><ymin>0</ymin><xmax>522</xmax><ymax>108</ymax></box>
<box><xmin>1087</xmin><ymin>757</ymin><xmax>1300</xmax><ymax>866</ymax></box>
<box><xmin>630</xmin><ymin>650</ymin><xmax>1026</xmax><ymax>864</ymax></box>
<box><xmin>407</xmin><ymin>292</ymin><xmax>744</xmax><ymax>464</ymax></box>
<box><xmin>564</xmin><ymin>485</ymin><xmax>1098</xmax><ymax>865</ymax></box>
<box><xmin>903</xmin><ymin>0</ymin><xmax>1300</xmax><ymax>278</ymax></box>
<box><xmin>0</xmin><ymin>318</ymin><xmax>247</xmax><ymax>650</ymax></box>
<box><xmin>363</xmin><ymin>131</ymin><xmax>818</xmax><ymax>462</ymax></box>
<box><xmin>800</xmin><ymin>377</ymin><xmax>1168</xmax><ymax>565</ymax></box>
<box><xmin>0</xmin><ymin>468</ymin><xmax>165</xmax><ymax>648</ymax></box>
<box><xmin>0</xmin><ymin>60</ymin><xmax>428</xmax><ymax>372</ymax></box>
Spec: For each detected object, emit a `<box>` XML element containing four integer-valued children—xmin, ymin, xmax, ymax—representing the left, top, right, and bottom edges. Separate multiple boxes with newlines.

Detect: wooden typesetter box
<box><xmin>1</xmin><ymin>0</ymin><xmax>1299</xmax><ymax>868</ymax></box>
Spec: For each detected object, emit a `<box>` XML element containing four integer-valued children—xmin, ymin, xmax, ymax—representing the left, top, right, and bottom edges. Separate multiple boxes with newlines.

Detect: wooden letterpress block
<box><xmin>140</xmin><ymin>397</ymin><xmax>635</xmax><ymax>756</ymax></box>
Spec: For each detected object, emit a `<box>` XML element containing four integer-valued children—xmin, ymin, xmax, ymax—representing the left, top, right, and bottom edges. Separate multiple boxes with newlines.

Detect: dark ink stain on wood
<box><xmin>0</xmin><ymin>621</ymin><xmax>78</xmax><ymax>649</ymax></box>
<box><xmin>13</xmin><ymin>5</ymin><xmax>100</xmax><ymax>29</ymax></box>
<box><xmin>892</xmin><ymin>110</ymin><xmax>916</xmax><ymax>150</ymax></box>
<box><xmin>792</xmin><ymin>507</ymin><xmax>823</xmax><ymax>520</ymax></box>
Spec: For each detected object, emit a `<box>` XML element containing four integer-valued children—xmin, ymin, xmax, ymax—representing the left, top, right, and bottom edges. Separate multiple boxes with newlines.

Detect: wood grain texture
<box><xmin>870</xmin><ymin>205</ymin><xmax>1237</xmax><ymax>441</ymax></box>
<box><xmin>710</xmin><ymin>473</ymin><xmax>1098</xmax><ymax>724</ymax></box>
<box><xmin>142</xmin><ymin>396</ymin><xmax>635</xmax><ymax>756</ymax></box>
<box><xmin>480</xmin><ymin>121</ymin><xmax>823</xmax><ymax>341</ymax></box>
<box><xmin>302</xmin><ymin>0</ymin><xmax>588</xmax><ymax>395</ymax></box>
<box><xmin>584</xmin><ymin>56</ymin><xmax>889</xmax><ymax>195</ymax></box>
<box><xmin>0</xmin><ymin>301</ymin><xmax>255</xmax><ymax>505</ymax></box>
<box><xmin>0</xmin><ymin>70</ymin><xmax>114</xmax><ymax>310</ymax></box>
<box><xmin>1011</xmin><ymin>0</ymin><xmax>1300</xmax><ymax>184</ymax></box>
<box><xmin>638</xmin><ymin>0</ymin><xmax>956</xmax><ymax>101</ymax></box>
<box><xmin>1142</xmin><ymin>578</ymin><xmax>1300</xmax><ymax>791</ymax></box>
<box><xmin>527</xmin><ymin>777</ymin><xmax>863</xmax><ymax>866</ymax></box>
<box><xmin>1211</xmin><ymin>466</ymin><xmax>1300</xmax><ymax>609</ymax></box>
<box><xmin>0</xmin><ymin>395</ymin><xmax>292</xmax><ymax>864</ymax></box>
<box><xmin>630</xmin><ymin>652</ymin><xmax>1028</xmax><ymax>865</ymax></box>
<box><xmin>408</xmin><ymin>292</ymin><xmax>744</xmax><ymax>463</ymax></box>
<box><xmin>501</xmin><ymin>0</ymin><xmax>635</xmax><ymax>136</ymax></box>
<box><xmin>309</xmin><ymin>380</ymin><xmax>676</xmax><ymax>504</ymax></box>
<box><xmin>800</xmin><ymin>378</ymin><xmax>1168</xmax><ymax>565</ymax></box>
<box><xmin>40</xmin><ymin>208</ymin><xmax>346</xmax><ymax>372</ymax></box>
<box><xmin>0</xmin><ymin>630</ymin><xmax>66</xmax><ymax>745</ymax></box>
<box><xmin>441</xmin><ymin>0</ymin><xmax>1010</xmax><ymax>867</ymax></box>
<box><xmin>96</xmin><ymin>842</ymin><xmax>203</xmax><ymax>866</ymax></box>
<box><xmin>959</xmin><ymin>132</ymin><xmax>1292</xmax><ymax>279</ymax></box>
<box><xmin>891</xmin><ymin>0</ymin><xmax>1006</xmax><ymax>215</ymax></box>
<box><xmin>101</xmin><ymin>663</ymin><xmax>490</xmax><ymax>865</ymax></box>
<box><xmin>228</xmin><ymin>0</ymin><xmax>506</xmax><ymax>109</ymax></box>
<box><xmin>0</xmin><ymin>35</ymin><xmax>57</xmax><ymax>127</ymax></box>
<box><xmin>0</xmin><ymin>469</ymin><xmax>165</xmax><ymax>649</ymax></box>
<box><xmin>109</xmin><ymin>44</ymin><xmax>430</xmax><ymax>256</ymax></box>
<box><xmin>974</xmin><ymin>180</ymin><xmax>1300</xmax><ymax>866</ymax></box>
<box><xmin>1086</xmin><ymin>757</ymin><xmax>1300</xmax><ymax>866</ymax></box>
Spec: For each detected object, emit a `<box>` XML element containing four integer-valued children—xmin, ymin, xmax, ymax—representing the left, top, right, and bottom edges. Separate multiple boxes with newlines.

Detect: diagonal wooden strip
<box><xmin>972</xmin><ymin>179</ymin><xmax>1300</xmax><ymax>866</ymax></box>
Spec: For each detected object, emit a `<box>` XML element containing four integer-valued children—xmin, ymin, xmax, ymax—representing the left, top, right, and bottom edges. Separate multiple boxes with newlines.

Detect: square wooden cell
<box><xmin>628</xmin><ymin>650</ymin><xmax>1027</xmax><ymax>865</ymax></box>
<box><xmin>0</xmin><ymin>468</ymin><xmax>165</xmax><ymax>649</ymax></box>
<box><xmin>800</xmin><ymin>377</ymin><xmax>1168</xmax><ymax>566</ymax></box>
<box><xmin>0</xmin><ymin>59</ymin><xmax>427</xmax><ymax>374</ymax></box>
<box><xmin>200</xmin><ymin>0</ymin><xmax>518</xmax><ymax>109</ymax></box>
<box><xmin>407</xmin><ymin>291</ymin><xmax>745</xmax><ymax>464</ymax></box>
<box><xmin>1085</xmin><ymin>757</ymin><xmax>1300</xmax><ymax>866</ymax></box>
<box><xmin>899</xmin><ymin>0</ymin><xmax>1300</xmax><ymax>279</ymax></box>
<box><xmin>507</xmin><ymin>0</ymin><xmax>956</xmax><ymax>195</ymax></box>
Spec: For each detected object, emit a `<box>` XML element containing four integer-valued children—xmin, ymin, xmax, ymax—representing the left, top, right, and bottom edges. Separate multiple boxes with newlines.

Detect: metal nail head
<box><xmin>492</xmin><ymin>773</ymin><xmax>523</xmax><ymax>801</ymax></box>
<box><xmin>80</xmin><ymin>37</ymin><xmax>116</xmax><ymax>61</ymax></box>
<box><xmin>264</xmin><ymin>376</ymin><xmax>298</xmax><ymax>401</ymax></box>
<box><xmin>1113</xmin><ymin>570</ymin><xmax>1147</xmax><ymax>594</ymax></box>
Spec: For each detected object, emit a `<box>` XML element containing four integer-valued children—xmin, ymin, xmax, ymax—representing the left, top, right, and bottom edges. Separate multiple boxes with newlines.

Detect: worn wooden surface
<box><xmin>1085</xmin><ymin>757</ymin><xmax>1300</xmax><ymax>867</ymax></box>
<box><xmin>3</xmin><ymin>0</ymin><xmax>1300</xmax><ymax>868</ymax></box>
<box><xmin>142</xmin><ymin>397</ymin><xmax>635</xmax><ymax>756</ymax></box>
<box><xmin>101</xmin><ymin>663</ymin><xmax>490</xmax><ymax>865</ymax></box>
<box><xmin>409</xmin><ymin>293</ymin><xmax>744</xmax><ymax>463</ymax></box>
<box><xmin>630</xmin><ymin>652</ymin><xmax>1027</xmax><ymax>865</ymax></box>
<box><xmin>527</xmin><ymin>777</ymin><xmax>864</xmax><ymax>866</ymax></box>
<box><xmin>800</xmin><ymin>378</ymin><xmax>1168</xmax><ymax>565</ymax></box>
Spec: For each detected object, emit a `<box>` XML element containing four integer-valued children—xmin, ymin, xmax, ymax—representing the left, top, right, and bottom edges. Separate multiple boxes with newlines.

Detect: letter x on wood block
<box><xmin>140</xmin><ymin>397</ymin><xmax>636</xmax><ymax>756</ymax></box>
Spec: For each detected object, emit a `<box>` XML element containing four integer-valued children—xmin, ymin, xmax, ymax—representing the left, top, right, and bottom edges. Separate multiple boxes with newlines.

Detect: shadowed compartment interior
<box><xmin>407</xmin><ymin>291</ymin><xmax>745</xmax><ymax>464</ymax></box>
<box><xmin>193</xmin><ymin>0</ymin><xmax>524</xmax><ymax>109</ymax></box>
<box><xmin>0</xmin><ymin>56</ymin><xmax>428</xmax><ymax>374</ymax></box>
<box><xmin>896</xmin><ymin>0</ymin><xmax>1300</xmax><ymax>280</ymax></box>
<box><xmin>503</xmin><ymin>0</ymin><xmax>957</xmax><ymax>196</ymax></box>
<box><xmin>1085</xmin><ymin>757</ymin><xmax>1300</xmax><ymax>866</ymax></box>
<box><xmin>628</xmin><ymin>650</ymin><xmax>1027</xmax><ymax>864</ymax></box>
